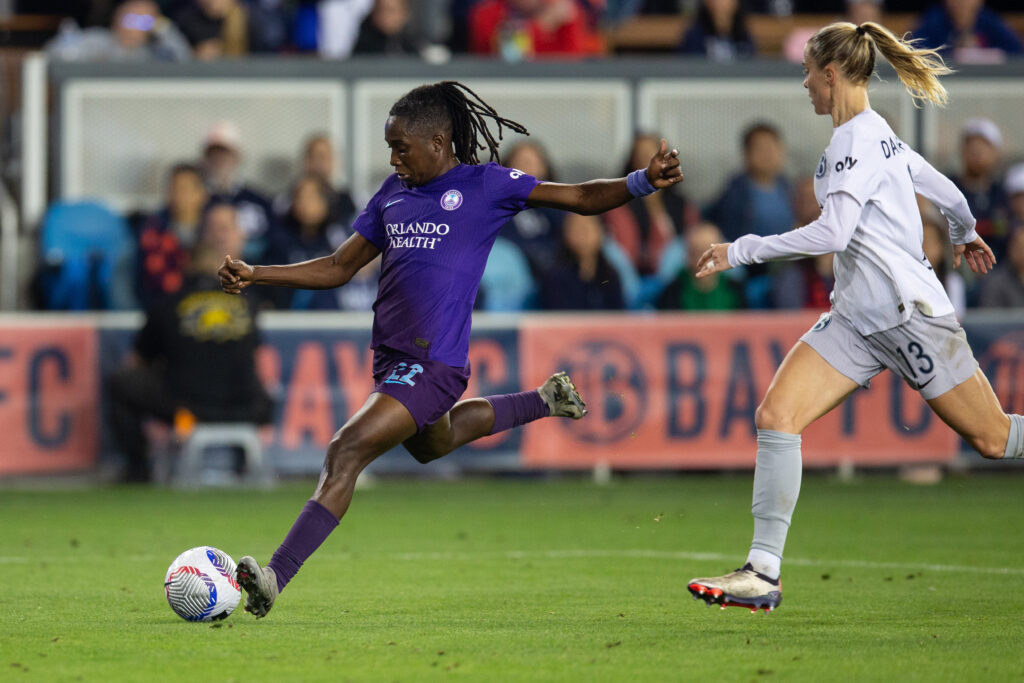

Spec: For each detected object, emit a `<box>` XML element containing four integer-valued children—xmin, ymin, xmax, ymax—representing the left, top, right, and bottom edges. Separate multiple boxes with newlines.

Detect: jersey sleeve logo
<box><xmin>440</xmin><ymin>189</ymin><xmax>463</xmax><ymax>211</ymax></box>
<box><xmin>815</xmin><ymin>154</ymin><xmax>827</xmax><ymax>178</ymax></box>
<box><xmin>834</xmin><ymin>156</ymin><xmax>858</xmax><ymax>173</ymax></box>
<box><xmin>811</xmin><ymin>312</ymin><xmax>832</xmax><ymax>331</ymax></box>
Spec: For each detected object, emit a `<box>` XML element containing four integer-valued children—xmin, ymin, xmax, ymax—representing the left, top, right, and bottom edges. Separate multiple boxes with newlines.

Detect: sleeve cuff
<box><xmin>955</xmin><ymin>227</ymin><xmax>979</xmax><ymax>245</ymax></box>
<box><xmin>726</xmin><ymin>240</ymin><xmax>745</xmax><ymax>267</ymax></box>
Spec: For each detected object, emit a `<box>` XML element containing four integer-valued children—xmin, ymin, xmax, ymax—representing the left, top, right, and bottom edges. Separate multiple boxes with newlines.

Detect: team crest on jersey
<box><xmin>811</xmin><ymin>312</ymin><xmax>832</xmax><ymax>332</ymax></box>
<box><xmin>815</xmin><ymin>154</ymin><xmax>827</xmax><ymax>178</ymax></box>
<box><xmin>440</xmin><ymin>189</ymin><xmax>463</xmax><ymax>211</ymax></box>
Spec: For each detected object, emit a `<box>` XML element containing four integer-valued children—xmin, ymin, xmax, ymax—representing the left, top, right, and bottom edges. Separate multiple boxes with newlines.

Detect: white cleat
<box><xmin>687</xmin><ymin>563</ymin><xmax>782</xmax><ymax>613</ymax></box>
<box><xmin>235</xmin><ymin>556</ymin><xmax>279</xmax><ymax>619</ymax></box>
<box><xmin>538</xmin><ymin>371</ymin><xmax>587</xmax><ymax>419</ymax></box>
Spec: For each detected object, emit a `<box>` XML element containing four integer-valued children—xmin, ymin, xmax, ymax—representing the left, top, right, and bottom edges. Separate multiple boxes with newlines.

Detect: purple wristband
<box><xmin>626</xmin><ymin>168</ymin><xmax>657</xmax><ymax>198</ymax></box>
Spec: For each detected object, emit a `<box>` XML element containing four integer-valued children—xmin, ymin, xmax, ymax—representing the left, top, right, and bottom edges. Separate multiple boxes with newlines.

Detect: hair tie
<box><xmin>856</xmin><ymin>25</ymin><xmax>866</xmax><ymax>36</ymax></box>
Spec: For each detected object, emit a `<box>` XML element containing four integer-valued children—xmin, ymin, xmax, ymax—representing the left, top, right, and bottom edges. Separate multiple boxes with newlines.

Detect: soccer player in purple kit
<box><xmin>218</xmin><ymin>81</ymin><xmax>682</xmax><ymax>618</ymax></box>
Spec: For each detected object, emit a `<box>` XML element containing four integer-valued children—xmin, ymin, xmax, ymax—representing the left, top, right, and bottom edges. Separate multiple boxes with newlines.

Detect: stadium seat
<box><xmin>156</xmin><ymin>423</ymin><xmax>274</xmax><ymax>489</ymax></box>
<box><xmin>36</xmin><ymin>199</ymin><xmax>137</xmax><ymax>310</ymax></box>
<box><xmin>480</xmin><ymin>237</ymin><xmax>536</xmax><ymax>311</ymax></box>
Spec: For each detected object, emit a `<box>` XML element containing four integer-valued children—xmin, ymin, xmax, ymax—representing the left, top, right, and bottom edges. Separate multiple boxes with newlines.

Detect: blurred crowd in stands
<box><xmin>28</xmin><ymin>0</ymin><xmax>1024</xmax><ymax>63</ymax></box>
<box><xmin>11</xmin><ymin>0</ymin><xmax>1024</xmax><ymax>315</ymax></box>
<box><xmin>31</xmin><ymin>111</ymin><xmax>1024</xmax><ymax>316</ymax></box>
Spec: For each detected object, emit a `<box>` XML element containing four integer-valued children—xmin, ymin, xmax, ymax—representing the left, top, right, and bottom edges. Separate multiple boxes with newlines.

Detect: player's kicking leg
<box><xmin>236</xmin><ymin>393</ymin><xmax>418</xmax><ymax>618</ymax></box>
<box><xmin>236</xmin><ymin>556</ymin><xmax>279</xmax><ymax>618</ymax></box>
<box><xmin>538</xmin><ymin>371</ymin><xmax>587</xmax><ymax>418</ymax></box>
<box><xmin>403</xmin><ymin>371</ymin><xmax>586</xmax><ymax>463</ymax></box>
<box><xmin>235</xmin><ymin>372</ymin><xmax>585</xmax><ymax>618</ymax></box>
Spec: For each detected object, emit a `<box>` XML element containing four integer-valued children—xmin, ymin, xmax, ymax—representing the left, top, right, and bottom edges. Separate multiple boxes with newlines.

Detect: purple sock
<box><xmin>267</xmin><ymin>500</ymin><xmax>339</xmax><ymax>593</ymax></box>
<box><xmin>485</xmin><ymin>390</ymin><xmax>549</xmax><ymax>435</ymax></box>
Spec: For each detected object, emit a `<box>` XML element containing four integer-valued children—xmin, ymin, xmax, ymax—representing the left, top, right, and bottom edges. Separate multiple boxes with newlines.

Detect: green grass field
<box><xmin>2</xmin><ymin>473</ymin><xmax>1023</xmax><ymax>682</ymax></box>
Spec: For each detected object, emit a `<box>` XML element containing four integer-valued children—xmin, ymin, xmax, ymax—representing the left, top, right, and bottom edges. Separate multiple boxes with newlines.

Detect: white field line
<box><xmin>0</xmin><ymin>549</ymin><xmax>1021</xmax><ymax>576</ymax></box>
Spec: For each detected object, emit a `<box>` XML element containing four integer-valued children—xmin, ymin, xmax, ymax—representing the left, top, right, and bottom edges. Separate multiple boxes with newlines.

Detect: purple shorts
<box><xmin>372</xmin><ymin>347</ymin><xmax>471</xmax><ymax>432</ymax></box>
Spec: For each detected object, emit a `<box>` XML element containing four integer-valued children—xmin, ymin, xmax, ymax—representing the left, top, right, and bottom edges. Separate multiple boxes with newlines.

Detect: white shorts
<box><xmin>799</xmin><ymin>309</ymin><xmax>978</xmax><ymax>400</ymax></box>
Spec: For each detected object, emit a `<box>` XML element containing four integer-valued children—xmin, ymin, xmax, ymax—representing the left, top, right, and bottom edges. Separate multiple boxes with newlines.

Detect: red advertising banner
<box><xmin>520</xmin><ymin>313</ymin><xmax>959</xmax><ymax>469</ymax></box>
<box><xmin>0</xmin><ymin>324</ymin><xmax>100</xmax><ymax>474</ymax></box>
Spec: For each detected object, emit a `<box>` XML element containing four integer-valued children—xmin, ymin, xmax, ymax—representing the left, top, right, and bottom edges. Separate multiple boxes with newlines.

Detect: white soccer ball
<box><xmin>164</xmin><ymin>546</ymin><xmax>241</xmax><ymax>622</ymax></box>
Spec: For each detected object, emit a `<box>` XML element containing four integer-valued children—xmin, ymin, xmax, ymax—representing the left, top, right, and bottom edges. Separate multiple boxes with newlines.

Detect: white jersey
<box><xmin>728</xmin><ymin>108</ymin><xmax>977</xmax><ymax>335</ymax></box>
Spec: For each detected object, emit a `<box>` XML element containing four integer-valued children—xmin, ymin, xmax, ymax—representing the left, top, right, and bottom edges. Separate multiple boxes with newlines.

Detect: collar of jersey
<box><xmin>835</xmin><ymin>107</ymin><xmax>875</xmax><ymax>131</ymax></box>
<box><xmin>413</xmin><ymin>163</ymin><xmax>468</xmax><ymax>190</ymax></box>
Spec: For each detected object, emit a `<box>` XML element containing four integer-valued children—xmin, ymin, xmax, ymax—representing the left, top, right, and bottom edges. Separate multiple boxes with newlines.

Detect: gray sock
<box><xmin>1005</xmin><ymin>414</ymin><xmax>1024</xmax><ymax>459</ymax></box>
<box><xmin>750</xmin><ymin>429</ymin><xmax>803</xmax><ymax>558</ymax></box>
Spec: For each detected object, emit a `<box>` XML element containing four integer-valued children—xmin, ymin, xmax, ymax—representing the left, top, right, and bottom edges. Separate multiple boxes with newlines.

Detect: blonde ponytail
<box><xmin>806</xmin><ymin>21</ymin><xmax>953</xmax><ymax>107</ymax></box>
<box><xmin>861</xmin><ymin>22</ymin><xmax>951</xmax><ymax>106</ymax></box>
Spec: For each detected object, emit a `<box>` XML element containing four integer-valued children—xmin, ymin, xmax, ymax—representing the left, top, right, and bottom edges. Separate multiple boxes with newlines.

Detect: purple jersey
<box><xmin>353</xmin><ymin>162</ymin><xmax>540</xmax><ymax>366</ymax></box>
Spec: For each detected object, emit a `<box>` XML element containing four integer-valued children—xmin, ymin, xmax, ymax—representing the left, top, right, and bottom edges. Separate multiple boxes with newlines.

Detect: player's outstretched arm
<box><xmin>525</xmin><ymin>138</ymin><xmax>682</xmax><ymax>215</ymax></box>
<box><xmin>695</xmin><ymin>191</ymin><xmax>861</xmax><ymax>280</ymax></box>
<box><xmin>218</xmin><ymin>233</ymin><xmax>380</xmax><ymax>294</ymax></box>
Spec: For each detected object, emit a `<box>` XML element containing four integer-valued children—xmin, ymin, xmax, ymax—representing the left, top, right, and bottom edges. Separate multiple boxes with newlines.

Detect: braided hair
<box><xmin>388</xmin><ymin>81</ymin><xmax>530</xmax><ymax>165</ymax></box>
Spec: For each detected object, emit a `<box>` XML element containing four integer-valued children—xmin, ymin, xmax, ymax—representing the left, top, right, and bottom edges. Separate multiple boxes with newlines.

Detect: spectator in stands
<box><xmin>974</xmin><ymin>167</ymin><xmax>1024</xmax><ymax>309</ymax></box>
<box><xmin>200</xmin><ymin>121</ymin><xmax>274</xmax><ymax>262</ymax></box>
<box><xmin>784</xmin><ymin>0</ymin><xmax>886</xmax><ymax>62</ymax></box>
<box><xmin>266</xmin><ymin>174</ymin><xmax>357</xmax><ymax>309</ymax></box>
<box><xmin>273</xmin><ymin>134</ymin><xmax>357</xmax><ymax>234</ymax></box>
<box><xmin>107</xmin><ymin>201</ymin><xmax>273</xmax><ymax>482</ymax></box>
<box><xmin>952</xmin><ymin>117</ymin><xmax>1010</xmax><ymax>261</ymax></box>
<box><xmin>922</xmin><ymin>206</ymin><xmax>967</xmax><ymax>317</ymax></box>
<box><xmin>914</xmin><ymin>0</ymin><xmax>1023</xmax><ymax>60</ymax></box>
<box><xmin>1006</xmin><ymin>163</ymin><xmax>1024</xmax><ymax>234</ymax></box>
<box><xmin>469</xmin><ymin>0</ymin><xmax>593</xmax><ymax>59</ymax></box>
<box><xmin>846</xmin><ymin>0</ymin><xmax>883</xmax><ymax>25</ymax></box>
<box><xmin>45</xmin><ymin>0</ymin><xmax>191</xmax><ymax>62</ymax></box>
<box><xmin>705</xmin><ymin>121</ymin><xmax>793</xmax><ymax>308</ymax></box>
<box><xmin>353</xmin><ymin>0</ymin><xmax>423</xmax><ymax>55</ymax></box>
<box><xmin>448</xmin><ymin>0</ymin><xmax>478</xmax><ymax>52</ymax></box>
<box><xmin>175</xmin><ymin>0</ymin><xmax>245</xmax><ymax>58</ymax></box>
<box><xmin>301</xmin><ymin>133</ymin><xmax>338</xmax><ymax>187</ymax></box>
<box><xmin>539</xmin><ymin>213</ymin><xmax>625</xmax><ymax>310</ymax></box>
<box><xmin>706</xmin><ymin>121</ymin><xmax>793</xmax><ymax>242</ymax></box>
<box><xmin>298</xmin><ymin>0</ymin><xmax>374</xmax><ymax>57</ymax></box>
<box><xmin>476</xmin><ymin>140</ymin><xmax>552</xmax><ymax>312</ymax></box>
<box><xmin>599</xmin><ymin>0</ymin><xmax>654</xmax><ymax>27</ymax></box>
<box><xmin>977</xmin><ymin>227</ymin><xmax>1024</xmax><ymax>308</ymax></box>
<box><xmin>605</xmin><ymin>132</ymin><xmax>692</xmax><ymax>277</ymax></box>
<box><xmin>175</xmin><ymin>0</ymin><xmax>286</xmax><ymax>58</ymax></box>
<box><xmin>678</xmin><ymin>0</ymin><xmax>755</xmax><ymax>61</ymax></box>
<box><xmin>657</xmin><ymin>222</ymin><xmax>744</xmax><ymax>311</ymax></box>
<box><xmin>497</xmin><ymin>140</ymin><xmax>564</xmax><ymax>274</ymax></box>
<box><xmin>402</xmin><ymin>0</ymin><xmax>453</xmax><ymax>48</ymax></box>
<box><xmin>771</xmin><ymin>176</ymin><xmax>835</xmax><ymax>310</ymax></box>
<box><xmin>135</xmin><ymin>163</ymin><xmax>209</xmax><ymax>308</ymax></box>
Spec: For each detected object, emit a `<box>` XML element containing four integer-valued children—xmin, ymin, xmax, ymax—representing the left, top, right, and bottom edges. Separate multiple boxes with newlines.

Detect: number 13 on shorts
<box><xmin>895</xmin><ymin>340</ymin><xmax>935</xmax><ymax>381</ymax></box>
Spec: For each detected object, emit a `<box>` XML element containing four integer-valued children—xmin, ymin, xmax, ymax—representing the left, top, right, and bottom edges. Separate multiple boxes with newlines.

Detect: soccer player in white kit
<box><xmin>687</xmin><ymin>21</ymin><xmax>1022</xmax><ymax>612</ymax></box>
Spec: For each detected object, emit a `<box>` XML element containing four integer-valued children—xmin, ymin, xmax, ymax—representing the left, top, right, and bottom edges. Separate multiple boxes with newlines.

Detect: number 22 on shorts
<box><xmin>384</xmin><ymin>362</ymin><xmax>424</xmax><ymax>387</ymax></box>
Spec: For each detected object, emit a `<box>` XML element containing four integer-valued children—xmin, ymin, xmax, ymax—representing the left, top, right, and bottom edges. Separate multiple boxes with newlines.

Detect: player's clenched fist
<box><xmin>646</xmin><ymin>138</ymin><xmax>683</xmax><ymax>189</ymax></box>
<box><xmin>219</xmin><ymin>255</ymin><xmax>254</xmax><ymax>294</ymax></box>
